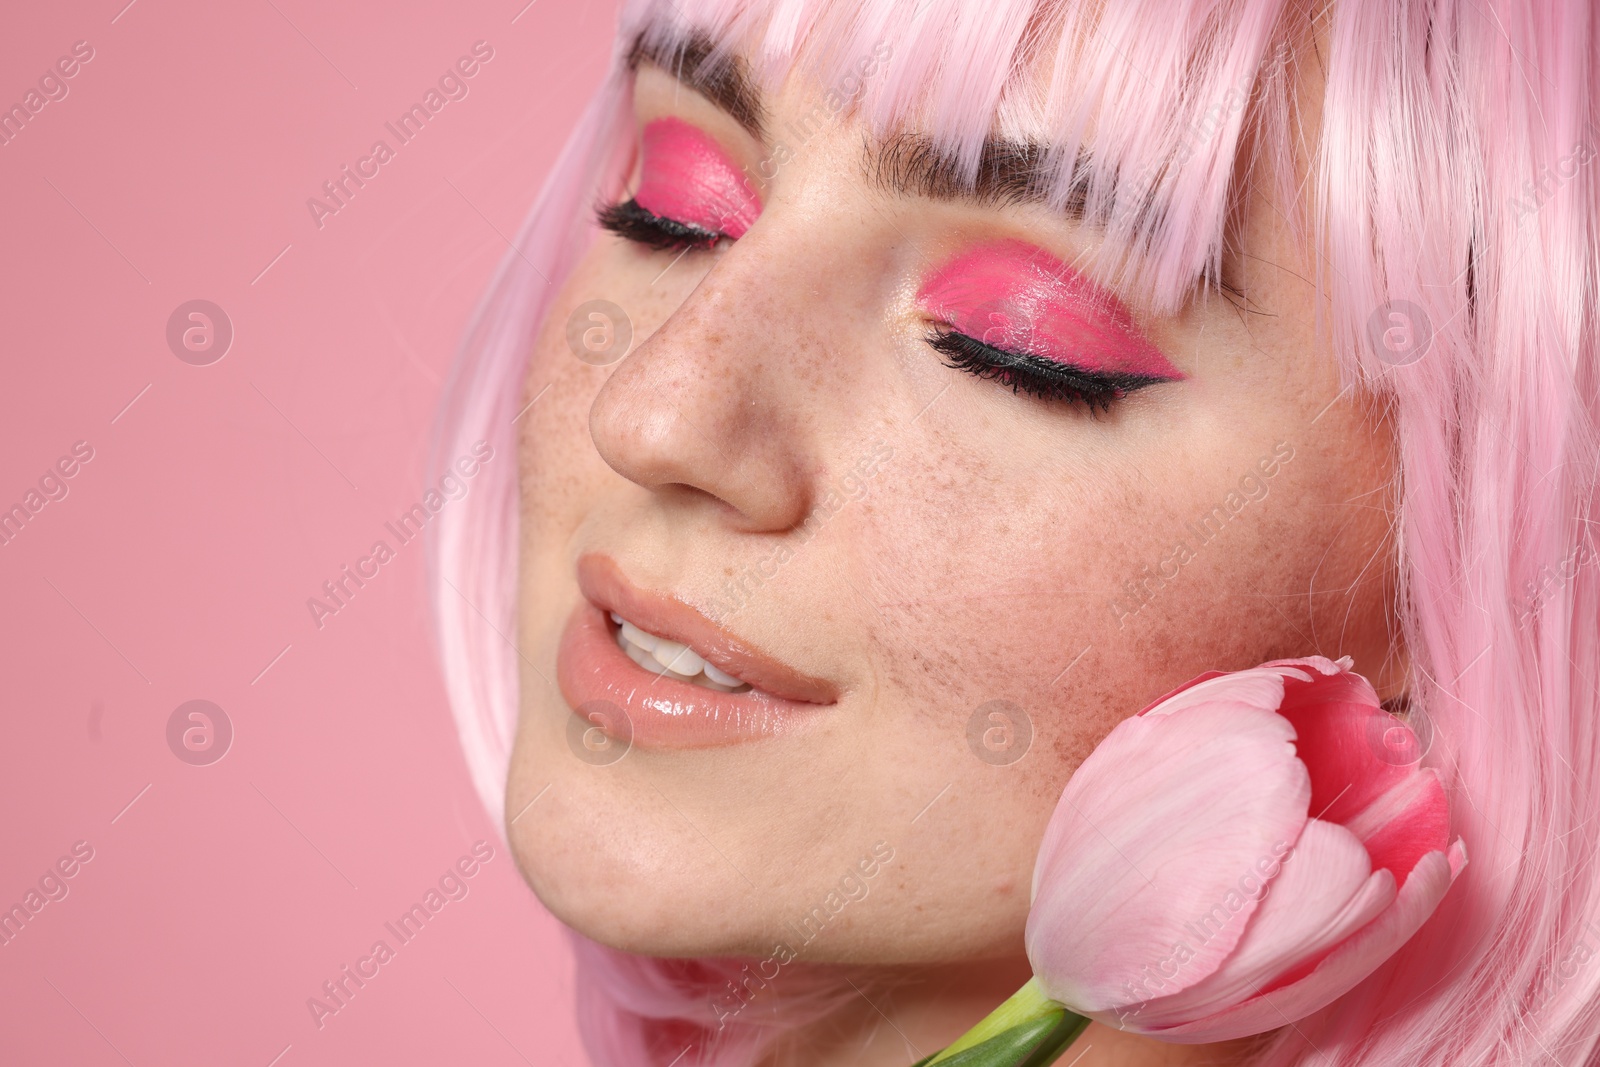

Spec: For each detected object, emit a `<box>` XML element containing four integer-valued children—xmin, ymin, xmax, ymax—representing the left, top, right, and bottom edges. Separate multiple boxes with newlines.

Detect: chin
<box><xmin>504</xmin><ymin>766</ymin><xmax>776</xmax><ymax>958</ymax></box>
<box><xmin>518</xmin><ymin>856</ymin><xmax>777</xmax><ymax>959</ymax></box>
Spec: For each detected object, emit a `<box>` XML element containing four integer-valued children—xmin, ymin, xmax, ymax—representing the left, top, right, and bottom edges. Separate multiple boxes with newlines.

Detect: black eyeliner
<box><xmin>927</xmin><ymin>328</ymin><xmax>1166</xmax><ymax>411</ymax></box>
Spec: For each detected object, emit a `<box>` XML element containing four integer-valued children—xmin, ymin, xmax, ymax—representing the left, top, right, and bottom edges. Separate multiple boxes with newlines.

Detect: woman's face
<box><xmin>506</xmin><ymin>36</ymin><xmax>1398</xmax><ymax>964</ymax></box>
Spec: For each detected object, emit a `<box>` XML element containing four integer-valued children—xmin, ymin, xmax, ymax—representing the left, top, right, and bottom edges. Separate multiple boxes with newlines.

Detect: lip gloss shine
<box><xmin>555</xmin><ymin>555</ymin><xmax>835</xmax><ymax>749</ymax></box>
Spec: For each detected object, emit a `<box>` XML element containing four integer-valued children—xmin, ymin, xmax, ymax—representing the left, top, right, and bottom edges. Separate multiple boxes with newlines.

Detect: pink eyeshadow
<box><xmin>633</xmin><ymin>117</ymin><xmax>761</xmax><ymax>238</ymax></box>
<box><xmin>916</xmin><ymin>239</ymin><xmax>1184</xmax><ymax>381</ymax></box>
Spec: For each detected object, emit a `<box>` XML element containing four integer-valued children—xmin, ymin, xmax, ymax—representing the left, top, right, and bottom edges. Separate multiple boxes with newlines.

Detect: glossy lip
<box><xmin>556</xmin><ymin>554</ymin><xmax>837</xmax><ymax>748</ymax></box>
<box><xmin>633</xmin><ymin>117</ymin><xmax>761</xmax><ymax>239</ymax></box>
<box><xmin>916</xmin><ymin>238</ymin><xmax>1185</xmax><ymax>381</ymax></box>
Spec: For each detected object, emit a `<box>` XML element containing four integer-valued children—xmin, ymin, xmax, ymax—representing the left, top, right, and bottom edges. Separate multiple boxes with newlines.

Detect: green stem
<box><xmin>916</xmin><ymin>977</ymin><xmax>1090</xmax><ymax>1067</ymax></box>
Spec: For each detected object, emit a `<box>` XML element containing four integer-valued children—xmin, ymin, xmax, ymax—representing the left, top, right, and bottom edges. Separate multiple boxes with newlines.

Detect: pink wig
<box><xmin>427</xmin><ymin>1</ymin><xmax>1600</xmax><ymax>1064</ymax></box>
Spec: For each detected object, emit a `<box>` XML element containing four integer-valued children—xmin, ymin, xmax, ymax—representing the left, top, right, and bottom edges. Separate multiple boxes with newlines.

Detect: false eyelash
<box><xmin>926</xmin><ymin>328</ymin><xmax>1164</xmax><ymax>412</ymax></box>
<box><xmin>597</xmin><ymin>197</ymin><xmax>721</xmax><ymax>251</ymax></box>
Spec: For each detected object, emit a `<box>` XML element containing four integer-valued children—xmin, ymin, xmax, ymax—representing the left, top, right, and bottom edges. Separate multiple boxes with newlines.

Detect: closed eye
<box><xmin>926</xmin><ymin>328</ymin><xmax>1168</xmax><ymax>413</ymax></box>
<box><xmin>597</xmin><ymin>198</ymin><xmax>726</xmax><ymax>252</ymax></box>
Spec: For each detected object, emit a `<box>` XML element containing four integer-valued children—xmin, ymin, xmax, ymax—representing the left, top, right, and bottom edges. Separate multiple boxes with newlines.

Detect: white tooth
<box><xmin>619</xmin><ymin>620</ymin><xmax>657</xmax><ymax>653</ymax></box>
<box><xmin>702</xmin><ymin>661</ymin><xmax>743</xmax><ymax>688</ymax></box>
<box><xmin>623</xmin><ymin>639</ymin><xmax>667</xmax><ymax>674</ymax></box>
<box><xmin>651</xmin><ymin>639</ymin><xmax>704</xmax><ymax>676</ymax></box>
<box><xmin>615</xmin><ymin>619</ymin><xmax>751</xmax><ymax>691</ymax></box>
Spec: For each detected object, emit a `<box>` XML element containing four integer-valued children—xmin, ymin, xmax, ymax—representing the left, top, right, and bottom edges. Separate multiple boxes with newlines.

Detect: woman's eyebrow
<box><xmin>873</xmin><ymin>133</ymin><xmax>1205</xmax><ymax>302</ymax></box>
<box><xmin>869</xmin><ymin>132</ymin><xmax>1089</xmax><ymax>219</ymax></box>
<box><xmin>627</xmin><ymin>32</ymin><xmax>767</xmax><ymax>140</ymax></box>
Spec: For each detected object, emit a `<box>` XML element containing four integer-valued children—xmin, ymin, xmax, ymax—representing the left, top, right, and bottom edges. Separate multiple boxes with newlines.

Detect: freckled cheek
<box><xmin>849</xmin><ymin>464</ymin><xmax>1141</xmax><ymax>725</ymax></box>
<box><xmin>518</xmin><ymin>374</ymin><xmax>604</xmax><ymax>530</ymax></box>
<box><xmin>845</xmin><ymin>447</ymin><xmax>1337</xmax><ymax>786</ymax></box>
<box><xmin>518</xmin><ymin>284</ymin><xmax>639</xmax><ymax>518</ymax></box>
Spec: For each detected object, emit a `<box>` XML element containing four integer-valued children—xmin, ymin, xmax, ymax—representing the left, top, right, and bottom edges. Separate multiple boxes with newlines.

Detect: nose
<box><xmin>587</xmin><ymin>253</ymin><xmax>819</xmax><ymax>532</ymax></box>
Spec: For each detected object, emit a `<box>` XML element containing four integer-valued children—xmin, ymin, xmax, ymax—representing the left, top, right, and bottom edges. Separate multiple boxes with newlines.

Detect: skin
<box><xmin>505</xmin><ymin>23</ymin><xmax>1399</xmax><ymax>1067</ymax></box>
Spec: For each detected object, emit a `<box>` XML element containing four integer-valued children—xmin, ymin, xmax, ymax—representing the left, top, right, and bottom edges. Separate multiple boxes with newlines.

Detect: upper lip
<box><xmin>576</xmin><ymin>553</ymin><xmax>838</xmax><ymax>705</ymax></box>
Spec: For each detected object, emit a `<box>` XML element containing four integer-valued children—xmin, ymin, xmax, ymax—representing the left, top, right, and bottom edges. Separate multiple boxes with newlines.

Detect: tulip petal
<box><xmin>1274</xmin><ymin>670</ymin><xmax>1405</xmax><ymax>827</ymax></box>
<box><xmin>1259</xmin><ymin>659</ymin><xmax>1448</xmax><ymax>884</ymax></box>
<box><xmin>1114</xmin><ymin>818</ymin><xmax>1395</xmax><ymax>1031</ymax></box>
<box><xmin>1345</xmin><ymin>770</ymin><xmax>1451</xmax><ymax>886</ymax></box>
<box><xmin>1138</xmin><ymin>667</ymin><xmax>1308</xmax><ymax>721</ymax></box>
<box><xmin>1133</xmin><ymin>670</ymin><xmax>1229</xmax><ymax>713</ymax></box>
<box><xmin>1027</xmin><ymin>698</ymin><xmax>1311</xmax><ymax>1013</ymax></box>
<box><xmin>1137</xmin><ymin>658</ymin><xmax>1347</xmax><ymax>721</ymax></box>
<box><xmin>1145</xmin><ymin>841</ymin><xmax>1465</xmax><ymax>1043</ymax></box>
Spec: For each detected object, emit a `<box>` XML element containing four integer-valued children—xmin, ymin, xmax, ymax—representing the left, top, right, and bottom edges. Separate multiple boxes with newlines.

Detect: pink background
<box><xmin>0</xmin><ymin>1</ymin><xmax>617</xmax><ymax>1062</ymax></box>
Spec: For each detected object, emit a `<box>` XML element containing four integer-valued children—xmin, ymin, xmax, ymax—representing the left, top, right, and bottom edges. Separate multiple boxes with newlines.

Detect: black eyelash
<box><xmin>597</xmin><ymin>197</ymin><xmax>721</xmax><ymax>252</ymax></box>
<box><xmin>927</xmin><ymin>328</ymin><xmax>1165</xmax><ymax>412</ymax></box>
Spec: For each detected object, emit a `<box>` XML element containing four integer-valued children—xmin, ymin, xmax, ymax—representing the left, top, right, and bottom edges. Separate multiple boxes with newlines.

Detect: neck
<box><xmin>758</xmin><ymin>955</ymin><xmax>1259</xmax><ymax>1067</ymax></box>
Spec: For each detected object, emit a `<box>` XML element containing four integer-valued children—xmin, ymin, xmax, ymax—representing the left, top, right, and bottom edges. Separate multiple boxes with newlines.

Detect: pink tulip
<box><xmin>1024</xmin><ymin>656</ymin><xmax>1465</xmax><ymax>1043</ymax></box>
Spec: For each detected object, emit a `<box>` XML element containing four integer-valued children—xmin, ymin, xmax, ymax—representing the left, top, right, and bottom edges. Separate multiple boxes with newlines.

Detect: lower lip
<box><xmin>555</xmin><ymin>603</ymin><xmax>824</xmax><ymax>749</ymax></box>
